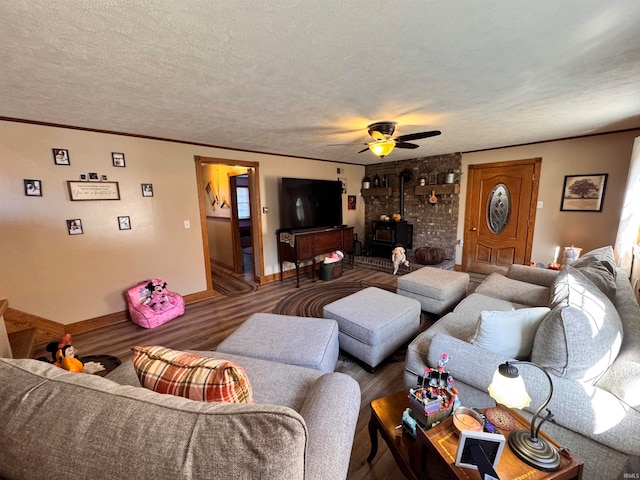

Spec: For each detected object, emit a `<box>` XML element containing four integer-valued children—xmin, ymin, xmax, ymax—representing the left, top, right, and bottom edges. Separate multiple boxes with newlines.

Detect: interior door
<box><xmin>463</xmin><ymin>158</ymin><xmax>541</xmax><ymax>274</ymax></box>
<box><xmin>229</xmin><ymin>175</ymin><xmax>243</xmax><ymax>274</ymax></box>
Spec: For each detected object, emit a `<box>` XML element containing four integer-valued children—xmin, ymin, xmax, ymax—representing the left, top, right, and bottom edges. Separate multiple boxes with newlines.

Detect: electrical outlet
<box><xmin>184</xmin><ymin>220</ymin><xmax>190</xmax><ymax>229</ymax></box>
<box><xmin>537</xmin><ymin>201</ymin><xmax>544</xmax><ymax>208</ymax></box>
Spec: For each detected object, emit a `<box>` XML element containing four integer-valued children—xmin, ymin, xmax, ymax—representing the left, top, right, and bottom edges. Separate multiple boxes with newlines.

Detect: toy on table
<box><xmin>408</xmin><ymin>352</ymin><xmax>457</xmax><ymax>428</ymax></box>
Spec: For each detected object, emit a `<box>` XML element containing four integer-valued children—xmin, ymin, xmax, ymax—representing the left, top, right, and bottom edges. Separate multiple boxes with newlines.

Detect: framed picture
<box><xmin>52</xmin><ymin>148</ymin><xmax>70</xmax><ymax>165</ymax></box>
<box><xmin>68</xmin><ymin>181</ymin><xmax>120</xmax><ymax>201</ymax></box>
<box><xmin>141</xmin><ymin>183</ymin><xmax>154</xmax><ymax>197</ymax></box>
<box><xmin>560</xmin><ymin>173</ymin><xmax>608</xmax><ymax>212</ymax></box>
<box><xmin>347</xmin><ymin>195</ymin><xmax>356</xmax><ymax>210</ymax></box>
<box><xmin>206</xmin><ymin>181</ymin><xmax>217</xmax><ymax>207</ymax></box>
<box><xmin>101</xmin><ymin>175</ymin><xmax>108</xmax><ymax>181</ymax></box>
<box><xmin>24</xmin><ymin>179</ymin><xmax>42</xmax><ymax>196</ymax></box>
<box><xmin>118</xmin><ymin>216</ymin><xmax>131</xmax><ymax>230</ymax></box>
<box><xmin>66</xmin><ymin>219</ymin><xmax>83</xmax><ymax>235</ymax></box>
<box><xmin>88</xmin><ymin>172</ymin><xmax>99</xmax><ymax>181</ymax></box>
<box><xmin>339</xmin><ymin>177</ymin><xmax>347</xmax><ymax>194</ymax></box>
<box><xmin>455</xmin><ymin>430</ymin><xmax>506</xmax><ymax>472</ymax></box>
<box><xmin>80</xmin><ymin>174</ymin><xmax>87</xmax><ymax>180</ymax></box>
<box><xmin>112</xmin><ymin>152</ymin><xmax>126</xmax><ymax>167</ymax></box>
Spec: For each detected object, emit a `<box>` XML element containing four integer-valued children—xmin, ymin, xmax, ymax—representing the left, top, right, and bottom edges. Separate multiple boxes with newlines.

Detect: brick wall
<box><xmin>362</xmin><ymin>153</ymin><xmax>461</xmax><ymax>260</ymax></box>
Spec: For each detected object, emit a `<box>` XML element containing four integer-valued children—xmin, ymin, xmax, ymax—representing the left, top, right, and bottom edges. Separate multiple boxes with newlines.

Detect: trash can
<box><xmin>320</xmin><ymin>261</ymin><xmax>343</xmax><ymax>280</ymax></box>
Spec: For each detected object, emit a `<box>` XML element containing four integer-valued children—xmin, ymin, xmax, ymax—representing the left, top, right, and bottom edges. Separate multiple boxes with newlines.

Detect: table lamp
<box><xmin>488</xmin><ymin>361</ymin><xmax>561</xmax><ymax>471</ymax></box>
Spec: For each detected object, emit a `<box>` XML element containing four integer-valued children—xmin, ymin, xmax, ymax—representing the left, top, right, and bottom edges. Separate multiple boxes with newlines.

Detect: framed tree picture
<box><xmin>560</xmin><ymin>174</ymin><xmax>608</xmax><ymax>212</ymax></box>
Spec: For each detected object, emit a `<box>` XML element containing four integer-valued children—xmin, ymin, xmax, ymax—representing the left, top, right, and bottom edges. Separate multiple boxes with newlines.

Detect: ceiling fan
<box><xmin>331</xmin><ymin>121</ymin><xmax>441</xmax><ymax>158</ymax></box>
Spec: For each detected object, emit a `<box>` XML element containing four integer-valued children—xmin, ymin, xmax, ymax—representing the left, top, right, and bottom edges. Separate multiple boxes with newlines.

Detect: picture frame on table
<box><xmin>455</xmin><ymin>430</ymin><xmax>506</xmax><ymax>472</ymax></box>
<box><xmin>24</xmin><ymin>179</ymin><xmax>42</xmax><ymax>196</ymax></box>
<box><xmin>52</xmin><ymin>148</ymin><xmax>70</xmax><ymax>165</ymax></box>
<box><xmin>560</xmin><ymin>173</ymin><xmax>608</xmax><ymax>212</ymax></box>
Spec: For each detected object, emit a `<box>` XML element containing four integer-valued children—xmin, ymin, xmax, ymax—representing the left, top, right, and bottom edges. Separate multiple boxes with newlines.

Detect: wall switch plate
<box><xmin>537</xmin><ymin>201</ymin><xmax>544</xmax><ymax>208</ymax></box>
<box><xmin>262</xmin><ymin>206</ymin><xmax>269</xmax><ymax>213</ymax></box>
<box><xmin>184</xmin><ymin>220</ymin><xmax>190</xmax><ymax>228</ymax></box>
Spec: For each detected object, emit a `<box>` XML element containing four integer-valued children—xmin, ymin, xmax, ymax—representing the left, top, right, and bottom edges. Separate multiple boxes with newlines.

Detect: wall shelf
<box><xmin>414</xmin><ymin>184</ymin><xmax>460</xmax><ymax>196</ymax></box>
<box><xmin>361</xmin><ymin>187</ymin><xmax>392</xmax><ymax>197</ymax></box>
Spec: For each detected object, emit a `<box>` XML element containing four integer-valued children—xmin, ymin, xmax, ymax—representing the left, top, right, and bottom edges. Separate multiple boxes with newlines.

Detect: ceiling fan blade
<box><xmin>394</xmin><ymin>130</ymin><xmax>441</xmax><ymax>142</ymax></box>
<box><xmin>357</xmin><ymin>147</ymin><xmax>370</xmax><ymax>153</ymax></box>
<box><xmin>394</xmin><ymin>142</ymin><xmax>420</xmax><ymax>149</ymax></box>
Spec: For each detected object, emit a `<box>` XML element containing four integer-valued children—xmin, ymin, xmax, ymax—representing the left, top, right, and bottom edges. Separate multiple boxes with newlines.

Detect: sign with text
<box><xmin>67</xmin><ymin>181</ymin><xmax>120</xmax><ymax>201</ymax></box>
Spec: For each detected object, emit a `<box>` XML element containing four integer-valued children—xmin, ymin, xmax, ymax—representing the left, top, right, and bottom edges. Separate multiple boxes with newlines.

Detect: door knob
<box><xmin>470</xmin><ymin>227</ymin><xmax>477</xmax><ymax>231</ymax></box>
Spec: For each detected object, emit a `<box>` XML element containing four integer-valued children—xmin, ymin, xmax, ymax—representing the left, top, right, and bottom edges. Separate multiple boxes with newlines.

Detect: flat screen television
<box><xmin>280</xmin><ymin>177</ymin><xmax>343</xmax><ymax>231</ymax></box>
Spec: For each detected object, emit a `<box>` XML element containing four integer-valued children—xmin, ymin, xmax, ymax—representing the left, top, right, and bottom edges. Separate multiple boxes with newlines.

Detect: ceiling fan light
<box><xmin>369</xmin><ymin>140</ymin><xmax>395</xmax><ymax>157</ymax></box>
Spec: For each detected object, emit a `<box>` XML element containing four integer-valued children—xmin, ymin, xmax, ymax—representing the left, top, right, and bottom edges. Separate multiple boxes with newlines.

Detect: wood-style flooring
<box><xmin>32</xmin><ymin>265</ymin><xmax>460</xmax><ymax>480</ymax></box>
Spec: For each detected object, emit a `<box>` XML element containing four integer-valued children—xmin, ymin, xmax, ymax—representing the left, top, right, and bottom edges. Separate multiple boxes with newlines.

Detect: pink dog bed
<box><xmin>126</xmin><ymin>279</ymin><xmax>185</xmax><ymax>329</ymax></box>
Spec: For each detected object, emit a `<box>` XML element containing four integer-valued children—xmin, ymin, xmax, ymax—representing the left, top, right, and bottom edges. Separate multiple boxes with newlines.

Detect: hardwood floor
<box><xmin>32</xmin><ymin>265</ymin><xmax>430</xmax><ymax>480</ymax></box>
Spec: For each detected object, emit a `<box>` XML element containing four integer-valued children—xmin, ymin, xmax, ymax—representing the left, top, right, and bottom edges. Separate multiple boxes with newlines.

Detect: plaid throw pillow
<box><xmin>132</xmin><ymin>346</ymin><xmax>254</xmax><ymax>404</ymax></box>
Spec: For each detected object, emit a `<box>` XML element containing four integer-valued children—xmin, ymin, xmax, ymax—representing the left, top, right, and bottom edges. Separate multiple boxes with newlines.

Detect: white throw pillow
<box><xmin>471</xmin><ymin>307</ymin><xmax>550</xmax><ymax>359</ymax></box>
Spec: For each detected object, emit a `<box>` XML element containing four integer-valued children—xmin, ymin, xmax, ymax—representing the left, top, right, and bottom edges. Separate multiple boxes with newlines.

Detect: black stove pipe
<box><xmin>399</xmin><ymin>169</ymin><xmax>413</xmax><ymax>219</ymax></box>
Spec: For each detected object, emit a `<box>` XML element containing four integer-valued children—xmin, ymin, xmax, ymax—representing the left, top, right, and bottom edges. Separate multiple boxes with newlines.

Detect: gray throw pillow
<box><xmin>572</xmin><ymin>257</ymin><xmax>616</xmax><ymax>301</ymax></box>
<box><xmin>572</xmin><ymin>246</ymin><xmax>617</xmax><ymax>278</ymax></box>
<box><xmin>475</xmin><ymin>272</ymin><xmax>550</xmax><ymax>307</ymax></box>
<box><xmin>532</xmin><ymin>266</ymin><xmax>623</xmax><ymax>383</ymax></box>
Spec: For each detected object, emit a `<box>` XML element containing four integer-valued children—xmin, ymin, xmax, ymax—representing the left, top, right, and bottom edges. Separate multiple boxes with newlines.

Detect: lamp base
<box><xmin>508</xmin><ymin>429</ymin><xmax>561</xmax><ymax>472</ymax></box>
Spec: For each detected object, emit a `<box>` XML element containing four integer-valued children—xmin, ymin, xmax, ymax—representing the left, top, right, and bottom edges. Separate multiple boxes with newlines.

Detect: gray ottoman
<box><xmin>322</xmin><ymin>287</ymin><xmax>421</xmax><ymax>372</ymax></box>
<box><xmin>396</xmin><ymin>267</ymin><xmax>469</xmax><ymax>315</ymax></box>
<box><xmin>216</xmin><ymin>312</ymin><xmax>339</xmax><ymax>373</ymax></box>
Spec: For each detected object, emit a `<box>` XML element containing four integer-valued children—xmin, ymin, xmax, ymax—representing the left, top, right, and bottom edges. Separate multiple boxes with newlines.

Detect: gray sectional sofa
<box><xmin>0</xmin><ymin>349</ymin><xmax>360</xmax><ymax>480</ymax></box>
<box><xmin>404</xmin><ymin>246</ymin><xmax>640</xmax><ymax>479</ymax></box>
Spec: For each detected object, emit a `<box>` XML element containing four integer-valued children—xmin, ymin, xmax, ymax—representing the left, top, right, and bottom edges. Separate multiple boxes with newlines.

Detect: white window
<box><xmin>237</xmin><ymin>187</ymin><xmax>250</xmax><ymax>219</ymax></box>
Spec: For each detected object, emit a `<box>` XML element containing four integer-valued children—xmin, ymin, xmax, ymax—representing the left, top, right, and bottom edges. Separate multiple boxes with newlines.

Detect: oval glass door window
<box><xmin>487</xmin><ymin>183</ymin><xmax>511</xmax><ymax>233</ymax></box>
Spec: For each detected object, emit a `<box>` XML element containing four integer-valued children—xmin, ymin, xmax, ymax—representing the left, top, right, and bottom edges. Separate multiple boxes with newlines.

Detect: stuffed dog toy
<box><xmin>392</xmin><ymin>245</ymin><xmax>410</xmax><ymax>275</ymax></box>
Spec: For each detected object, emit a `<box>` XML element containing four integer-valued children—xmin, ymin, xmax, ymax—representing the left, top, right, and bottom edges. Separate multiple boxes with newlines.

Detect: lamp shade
<box><xmin>488</xmin><ymin>368</ymin><xmax>531</xmax><ymax>409</ymax></box>
<box><xmin>369</xmin><ymin>140</ymin><xmax>395</xmax><ymax>157</ymax></box>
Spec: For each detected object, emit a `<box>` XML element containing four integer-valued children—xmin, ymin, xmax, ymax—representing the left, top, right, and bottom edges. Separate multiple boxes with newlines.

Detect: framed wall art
<box><xmin>560</xmin><ymin>173</ymin><xmax>608</xmax><ymax>212</ymax></box>
<box><xmin>112</xmin><ymin>152</ymin><xmax>126</xmax><ymax>167</ymax></box>
<box><xmin>52</xmin><ymin>148</ymin><xmax>70</xmax><ymax>165</ymax></box>
<box><xmin>66</xmin><ymin>219</ymin><xmax>83</xmax><ymax>235</ymax></box>
<box><xmin>141</xmin><ymin>183</ymin><xmax>154</xmax><ymax>197</ymax></box>
<box><xmin>68</xmin><ymin>181</ymin><xmax>120</xmax><ymax>201</ymax></box>
<box><xmin>24</xmin><ymin>179</ymin><xmax>42</xmax><ymax>196</ymax></box>
<box><xmin>118</xmin><ymin>216</ymin><xmax>131</xmax><ymax>230</ymax></box>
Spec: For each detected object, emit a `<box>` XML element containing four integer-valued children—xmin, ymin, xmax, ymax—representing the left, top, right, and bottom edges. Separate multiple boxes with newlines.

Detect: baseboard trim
<box><xmin>65</xmin><ymin>289</ymin><xmax>217</xmax><ymax>335</ymax></box>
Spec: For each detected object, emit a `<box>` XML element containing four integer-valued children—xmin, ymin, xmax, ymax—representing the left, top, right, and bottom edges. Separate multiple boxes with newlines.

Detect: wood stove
<box><xmin>371</xmin><ymin>220</ymin><xmax>413</xmax><ymax>258</ymax></box>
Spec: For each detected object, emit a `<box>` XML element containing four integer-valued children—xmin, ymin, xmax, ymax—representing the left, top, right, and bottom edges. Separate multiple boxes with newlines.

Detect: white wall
<box><xmin>0</xmin><ymin>120</ymin><xmax>365</xmax><ymax>324</ymax></box>
<box><xmin>458</xmin><ymin>130</ymin><xmax>640</xmax><ymax>265</ymax></box>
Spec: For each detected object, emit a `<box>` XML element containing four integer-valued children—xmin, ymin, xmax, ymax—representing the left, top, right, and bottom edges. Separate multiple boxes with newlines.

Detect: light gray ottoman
<box><xmin>322</xmin><ymin>287</ymin><xmax>421</xmax><ymax>372</ymax></box>
<box><xmin>396</xmin><ymin>267</ymin><xmax>469</xmax><ymax>315</ymax></box>
<box><xmin>216</xmin><ymin>312</ymin><xmax>339</xmax><ymax>373</ymax></box>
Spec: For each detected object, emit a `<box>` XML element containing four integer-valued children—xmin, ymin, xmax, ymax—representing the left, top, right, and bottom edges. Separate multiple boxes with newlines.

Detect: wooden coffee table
<box><xmin>368</xmin><ymin>390</ymin><xmax>583</xmax><ymax>480</ymax></box>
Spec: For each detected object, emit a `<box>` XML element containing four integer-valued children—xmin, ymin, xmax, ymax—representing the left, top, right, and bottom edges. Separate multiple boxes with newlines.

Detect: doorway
<box><xmin>462</xmin><ymin>158</ymin><xmax>541</xmax><ymax>275</ymax></box>
<box><xmin>195</xmin><ymin>156</ymin><xmax>262</xmax><ymax>289</ymax></box>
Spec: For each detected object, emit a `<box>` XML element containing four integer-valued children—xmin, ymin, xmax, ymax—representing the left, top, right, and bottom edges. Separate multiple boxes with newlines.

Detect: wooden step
<box><xmin>8</xmin><ymin>328</ymin><xmax>37</xmax><ymax>359</ymax></box>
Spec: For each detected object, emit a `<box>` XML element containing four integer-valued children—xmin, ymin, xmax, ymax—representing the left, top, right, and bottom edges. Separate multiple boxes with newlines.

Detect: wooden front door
<box><xmin>463</xmin><ymin>158</ymin><xmax>541</xmax><ymax>274</ymax></box>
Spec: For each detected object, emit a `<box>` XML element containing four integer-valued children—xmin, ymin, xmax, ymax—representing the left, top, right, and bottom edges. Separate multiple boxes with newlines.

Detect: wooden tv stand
<box><xmin>277</xmin><ymin>226</ymin><xmax>354</xmax><ymax>287</ymax></box>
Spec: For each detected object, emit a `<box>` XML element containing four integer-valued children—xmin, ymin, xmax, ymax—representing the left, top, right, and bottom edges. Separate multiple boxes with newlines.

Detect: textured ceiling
<box><xmin>2</xmin><ymin>1</ymin><xmax>640</xmax><ymax>165</ymax></box>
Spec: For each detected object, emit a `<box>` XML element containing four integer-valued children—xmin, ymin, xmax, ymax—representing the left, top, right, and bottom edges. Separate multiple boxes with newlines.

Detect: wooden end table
<box><xmin>368</xmin><ymin>390</ymin><xmax>583</xmax><ymax>480</ymax></box>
